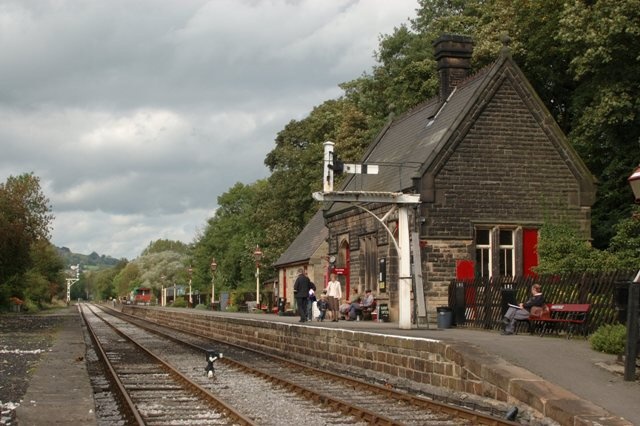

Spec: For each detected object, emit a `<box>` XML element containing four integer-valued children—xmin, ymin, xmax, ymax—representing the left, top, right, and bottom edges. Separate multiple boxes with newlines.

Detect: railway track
<box><xmin>87</xmin><ymin>304</ymin><xmax>520</xmax><ymax>425</ymax></box>
<box><xmin>80</xmin><ymin>304</ymin><xmax>255</xmax><ymax>425</ymax></box>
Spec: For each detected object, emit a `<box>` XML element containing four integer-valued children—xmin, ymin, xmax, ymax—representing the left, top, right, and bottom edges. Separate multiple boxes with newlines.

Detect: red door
<box><xmin>523</xmin><ymin>228</ymin><xmax>538</xmax><ymax>277</ymax></box>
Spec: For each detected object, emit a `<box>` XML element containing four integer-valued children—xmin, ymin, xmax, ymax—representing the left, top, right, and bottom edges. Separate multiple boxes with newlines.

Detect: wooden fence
<box><xmin>447</xmin><ymin>271</ymin><xmax>637</xmax><ymax>334</ymax></box>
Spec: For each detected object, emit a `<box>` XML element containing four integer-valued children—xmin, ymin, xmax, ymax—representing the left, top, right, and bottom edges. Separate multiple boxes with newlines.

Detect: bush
<box><xmin>590</xmin><ymin>324</ymin><xmax>627</xmax><ymax>355</ymax></box>
<box><xmin>172</xmin><ymin>299</ymin><xmax>187</xmax><ymax>308</ymax></box>
<box><xmin>225</xmin><ymin>305</ymin><xmax>238</xmax><ymax>312</ymax></box>
<box><xmin>23</xmin><ymin>299</ymin><xmax>40</xmax><ymax>313</ymax></box>
<box><xmin>195</xmin><ymin>304</ymin><xmax>208</xmax><ymax>310</ymax></box>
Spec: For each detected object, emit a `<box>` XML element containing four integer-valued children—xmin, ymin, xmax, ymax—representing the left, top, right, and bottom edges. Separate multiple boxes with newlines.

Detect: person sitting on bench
<box><xmin>348</xmin><ymin>289</ymin><xmax>374</xmax><ymax>320</ymax></box>
<box><xmin>501</xmin><ymin>283</ymin><xmax>545</xmax><ymax>335</ymax></box>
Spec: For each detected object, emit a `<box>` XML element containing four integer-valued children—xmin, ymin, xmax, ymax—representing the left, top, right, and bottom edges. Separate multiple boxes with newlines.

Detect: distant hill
<box><xmin>56</xmin><ymin>246</ymin><xmax>124</xmax><ymax>270</ymax></box>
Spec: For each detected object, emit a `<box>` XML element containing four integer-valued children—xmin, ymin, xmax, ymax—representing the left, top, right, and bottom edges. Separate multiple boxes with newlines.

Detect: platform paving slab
<box><xmin>15</xmin><ymin>310</ymin><xmax>96</xmax><ymax>426</ymax></box>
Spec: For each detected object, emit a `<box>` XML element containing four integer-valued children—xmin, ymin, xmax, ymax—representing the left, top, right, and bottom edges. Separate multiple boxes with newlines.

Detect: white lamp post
<box><xmin>187</xmin><ymin>265</ymin><xmax>193</xmax><ymax>307</ymax></box>
<box><xmin>624</xmin><ymin>164</ymin><xmax>640</xmax><ymax>381</ymax></box>
<box><xmin>160</xmin><ymin>274</ymin><xmax>166</xmax><ymax>306</ymax></box>
<box><xmin>253</xmin><ymin>245</ymin><xmax>263</xmax><ymax>306</ymax></box>
<box><xmin>628</xmin><ymin>165</ymin><xmax>640</xmax><ymax>202</ymax></box>
<box><xmin>210</xmin><ymin>257</ymin><xmax>217</xmax><ymax>309</ymax></box>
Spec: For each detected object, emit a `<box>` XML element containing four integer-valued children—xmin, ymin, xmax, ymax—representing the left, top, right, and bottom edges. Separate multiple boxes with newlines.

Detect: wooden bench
<box><xmin>527</xmin><ymin>303</ymin><xmax>591</xmax><ymax>338</ymax></box>
<box><xmin>341</xmin><ymin>299</ymin><xmax>378</xmax><ymax>321</ymax></box>
<box><xmin>358</xmin><ymin>299</ymin><xmax>377</xmax><ymax>321</ymax></box>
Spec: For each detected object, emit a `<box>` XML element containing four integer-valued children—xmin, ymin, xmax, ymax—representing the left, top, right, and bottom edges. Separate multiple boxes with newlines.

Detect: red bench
<box><xmin>528</xmin><ymin>303</ymin><xmax>591</xmax><ymax>339</ymax></box>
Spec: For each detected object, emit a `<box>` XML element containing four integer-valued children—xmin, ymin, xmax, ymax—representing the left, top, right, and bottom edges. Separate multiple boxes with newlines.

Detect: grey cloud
<box><xmin>0</xmin><ymin>0</ymin><xmax>418</xmax><ymax>259</ymax></box>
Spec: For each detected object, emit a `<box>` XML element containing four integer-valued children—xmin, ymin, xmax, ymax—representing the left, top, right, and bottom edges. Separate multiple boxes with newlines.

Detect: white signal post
<box><xmin>323</xmin><ymin>141</ymin><xmax>335</xmax><ymax>192</ymax></box>
<box><xmin>66</xmin><ymin>264</ymin><xmax>81</xmax><ymax>304</ymax></box>
<box><xmin>315</xmin><ymin>141</ymin><xmax>419</xmax><ymax>329</ymax></box>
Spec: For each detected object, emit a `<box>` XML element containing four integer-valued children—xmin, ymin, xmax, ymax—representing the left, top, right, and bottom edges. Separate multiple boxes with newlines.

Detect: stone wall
<box><xmin>124</xmin><ymin>306</ymin><xmax>503</xmax><ymax>399</ymax></box>
<box><xmin>422</xmin><ymin>77</ymin><xmax>587</xmax><ymax>240</ymax></box>
<box><xmin>122</xmin><ymin>306</ymin><xmax>624</xmax><ymax>426</ymax></box>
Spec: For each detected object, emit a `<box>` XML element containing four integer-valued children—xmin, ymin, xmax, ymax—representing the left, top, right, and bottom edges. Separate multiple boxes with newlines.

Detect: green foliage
<box><xmin>225</xmin><ymin>305</ymin><xmax>238</xmax><ymax>312</ymax></box>
<box><xmin>555</xmin><ymin>0</ymin><xmax>640</xmax><ymax>248</ymax></box>
<box><xmin>56</xmin><ymin>246</ymin><xmax>122</xmax><ymax>268</ymax></box>
<box><xmin>535</xmin><ymin>222</ymin><xmax>609</xmax><ymax>274</ymax></box>
<box><xmin>590</xmin><ymin>324</ymin><xmax>627</xmax><ymax>355</ymax></box>
<box><xmin>172</xmin><ymin>299</ymin><xmax>187</xmax><ymax>308</ymax></box>
<box><xmin>0</xmin><ymin>173</ymin><xmax>54</xmax><ymax>287</ymax></box>
<box><xmin>191</xmin><ymin>182</ymin><xmax>271</xmax><ymax>293</ymax></box>
<box><xmin>0</xmin><ymin>173</ymin><xmax>64</xmax><ymax>309</ymax></box>
<box><xmin>194</xmin><ymin>303</ymin><xmax>208</xmax><ymax>310</ymax></box>
<box><xmin>536</xmin><ymin>213</ymin><xmax>640</xmax><ymax>274</ymax></box>
<box><xmin>607</xmin><ymin>208</ymin><xmax>640</xmax><ymax>270</ymax></box>
<box><xmin>22</xmin><ymin>298</ymin><xmax>40</xmax><ymax>313</ymax></box>
<box><xmin>141</xmin><ymin>239</ymin><xmax>190</xmax><ymax>257</ymax></box>
<box><xmin>22</xmin><ymin>270</ymin><xmax>51</xmax><ymax>306</ymax></box>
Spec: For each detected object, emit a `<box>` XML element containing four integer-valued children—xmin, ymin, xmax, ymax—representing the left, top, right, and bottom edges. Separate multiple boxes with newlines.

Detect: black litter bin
<box><xmin>277</xmin><ymin>298</ymin><xmax>285</xmax><ymax>316</ymax></box>
<box><xmin>437</xmin><ymin>306</ymin><xmax>453</xmax><ymax>329</ymax></box>
<box><xmin>501</xmin><ymin>287</ymin><xmax>517</xmax><ymax>316</ymax></box>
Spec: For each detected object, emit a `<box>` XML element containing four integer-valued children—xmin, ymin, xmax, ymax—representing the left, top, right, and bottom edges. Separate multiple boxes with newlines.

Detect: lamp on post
<box><xmin>624</xmin><ymin>164</ymin><xmax>640</xmax><ymax>381</ymax></box>
<box><xmin>160</xmin><ymin>275</ymin><xmax>166</xmax><ymax>307</ymax></box>
<box><xmin>253</xmin><ymin>245</ymin><xmax>263</xmax><ymax>307</ymax></box>
<box><xmin>629</xmin><ymin>165</ymin><xmax>640</xmax><ymax>202</ymax></box>
<box><xmin>187</xmin><ymin>265</ymin><xmax>193</xmax><ymax>308</ymax></box>
<box><xmin>210</xmin><ymin>257</ymin><xmax>217</xmax><ymax>310</ymax></box>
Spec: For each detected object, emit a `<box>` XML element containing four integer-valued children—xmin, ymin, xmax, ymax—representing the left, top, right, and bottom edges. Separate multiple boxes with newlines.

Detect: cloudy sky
<box><xmin>0</xmin><ymin>0</ymin><xmax>418</xmax><ymax>260</ymax></box>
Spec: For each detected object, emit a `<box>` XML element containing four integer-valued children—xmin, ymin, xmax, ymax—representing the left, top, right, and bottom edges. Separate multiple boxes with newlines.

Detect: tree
<box><xmin>28</xmin><ymin>240</ymin><xmax>65</xmax><ymax>303</ymax></box>
<box><xmin>556</xmin><ymin>0</ymin><xmax>640</xmax><ymax>248</ymax></box>
<box><xmin>0</xmin><ymin>173</ymin><xmax>56</xmax><ymax>307</ymax></box>
<box><xmin>141</xmin><ymin>239</ymin><xmax>190</xmax><ymax>256</ymax></box>
<box><xmin>534</xmin><ymin>222</ymin><xmax>615</xmax><ymax>274</ymax></box>
<box><xmin>192</xmin><ymin>182</ymin><xmax>266</xmax><ymax>293</ymax></box>
<box><xmin>607</xmin><ymin>207</ymin><xmax>640</xmax><ymax>270</ymax></box>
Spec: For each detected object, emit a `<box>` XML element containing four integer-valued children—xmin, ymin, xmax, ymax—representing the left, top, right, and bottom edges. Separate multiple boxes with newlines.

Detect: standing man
<box><xmin>293</xmin><ymin>268</ymin><xmax>312</xmax><ymax>322</ymax></box>
<box><xmin>326</xmin><ymin>272</ymin><xmax>342</xmax><ymax>322</ymax></box>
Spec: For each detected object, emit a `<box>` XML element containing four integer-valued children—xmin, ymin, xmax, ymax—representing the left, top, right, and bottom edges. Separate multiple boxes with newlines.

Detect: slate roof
<box><xmin>339</xmin><ymin>64</ymin><xmax>490</xmax><ymax>195</ymax></box>
<box><xmin>272</xmin><ymin>210</ymin><xmax>327</xmax><ymax>267</ymax></box>
<box><xmin>327</xmin><ymin>53</ymin><xmax>594</xmax><ymax>214</ymax></box>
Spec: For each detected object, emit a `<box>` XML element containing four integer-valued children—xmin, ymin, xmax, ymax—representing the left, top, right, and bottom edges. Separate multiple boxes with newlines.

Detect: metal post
<box><xmin>253</xmin><ymin>246</ymin><xmax>263</xmax><ymax>307</ymax></box>
<box><xmin>256</xmin><ymin>265</ymin><xmax>260</xmax><ymax>306</ymax></box>
<box><xmin>210</xmin><ymin>258</ymin><xmax>217</xmax><ymax>309</ymax></box>
<box><xmin>211</xmin><ymin>277</ymin><xmax>215</xmax><ymax>306</ymax></box>
<box><xmin>624</xmin><ymin>271</ymin><xmax>640</xmax><ymax>381</ymax></box>
<box><xmin>188</xmin><ymin>266</ymin><xmax>193</xmax><ymax>307</ymax></box>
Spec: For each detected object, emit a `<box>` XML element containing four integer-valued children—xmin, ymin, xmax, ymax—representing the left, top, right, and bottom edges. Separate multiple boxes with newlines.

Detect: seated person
<box><xmin>501</xmin><ymin>283</ymin><xmax>545</xmax><ymax>335</ymax></box>
<box><xmin>347</xmin><ymin>296</ymin><xmax>362</xmax><ymax>320</ymax></box>
<box><xmin>349</xmin><ymin>289</ymin><xmax>375</xmax><ymax>320</ymax></box>
<box><xmin>339</xmin><ymin>301</ymin><xmax>351</xmax><ymax>319</ymax></box>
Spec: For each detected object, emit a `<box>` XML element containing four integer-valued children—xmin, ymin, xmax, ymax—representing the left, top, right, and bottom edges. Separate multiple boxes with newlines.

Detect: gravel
<box><xmin>0</xmin><ymin>311</ymin><xmax>68</xmax><ymax>426</ymax></box>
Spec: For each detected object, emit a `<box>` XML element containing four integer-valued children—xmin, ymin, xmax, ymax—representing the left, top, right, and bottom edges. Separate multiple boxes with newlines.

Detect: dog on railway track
<box><xmin>204</xmin><ymin>349</ymin><xmax>223</xmax><ymax>378</ymax></box>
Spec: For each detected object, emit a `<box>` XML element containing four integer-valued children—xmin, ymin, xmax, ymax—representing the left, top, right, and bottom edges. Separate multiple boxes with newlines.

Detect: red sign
<box><xmin>333</xmin><ymin>268</ymin><xmax>347</xmax><ymax>275</ymax></box>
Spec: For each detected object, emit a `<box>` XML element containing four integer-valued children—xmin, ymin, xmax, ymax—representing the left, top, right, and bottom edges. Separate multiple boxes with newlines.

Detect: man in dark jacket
<box><xmin>293</xmin><ymin>268</ymin><xmax>312</xmax><ymax>322</ymax></box>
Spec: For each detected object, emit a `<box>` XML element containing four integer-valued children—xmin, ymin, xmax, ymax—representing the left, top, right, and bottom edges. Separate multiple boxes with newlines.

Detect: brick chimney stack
<box><xmin>433</xmin><ymin>34</ymin><xmax>474</xmax><ymax>101</ymax></box>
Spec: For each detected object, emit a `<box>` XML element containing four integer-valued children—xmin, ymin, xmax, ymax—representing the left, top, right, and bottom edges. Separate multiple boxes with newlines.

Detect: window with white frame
<box><xmin>475</xmin><ymin>227</ymin><xmax>516</xmax><ymax>277</ymax></box>
<box><xmin>475</xmin><ymin>229</ymin><xmax>491</xmax><ymax>277</ymax></box>
<box><xmin>498</xmin><ymin>229</ymin><xmax>515</xmax><ymax>277</ymax></box>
